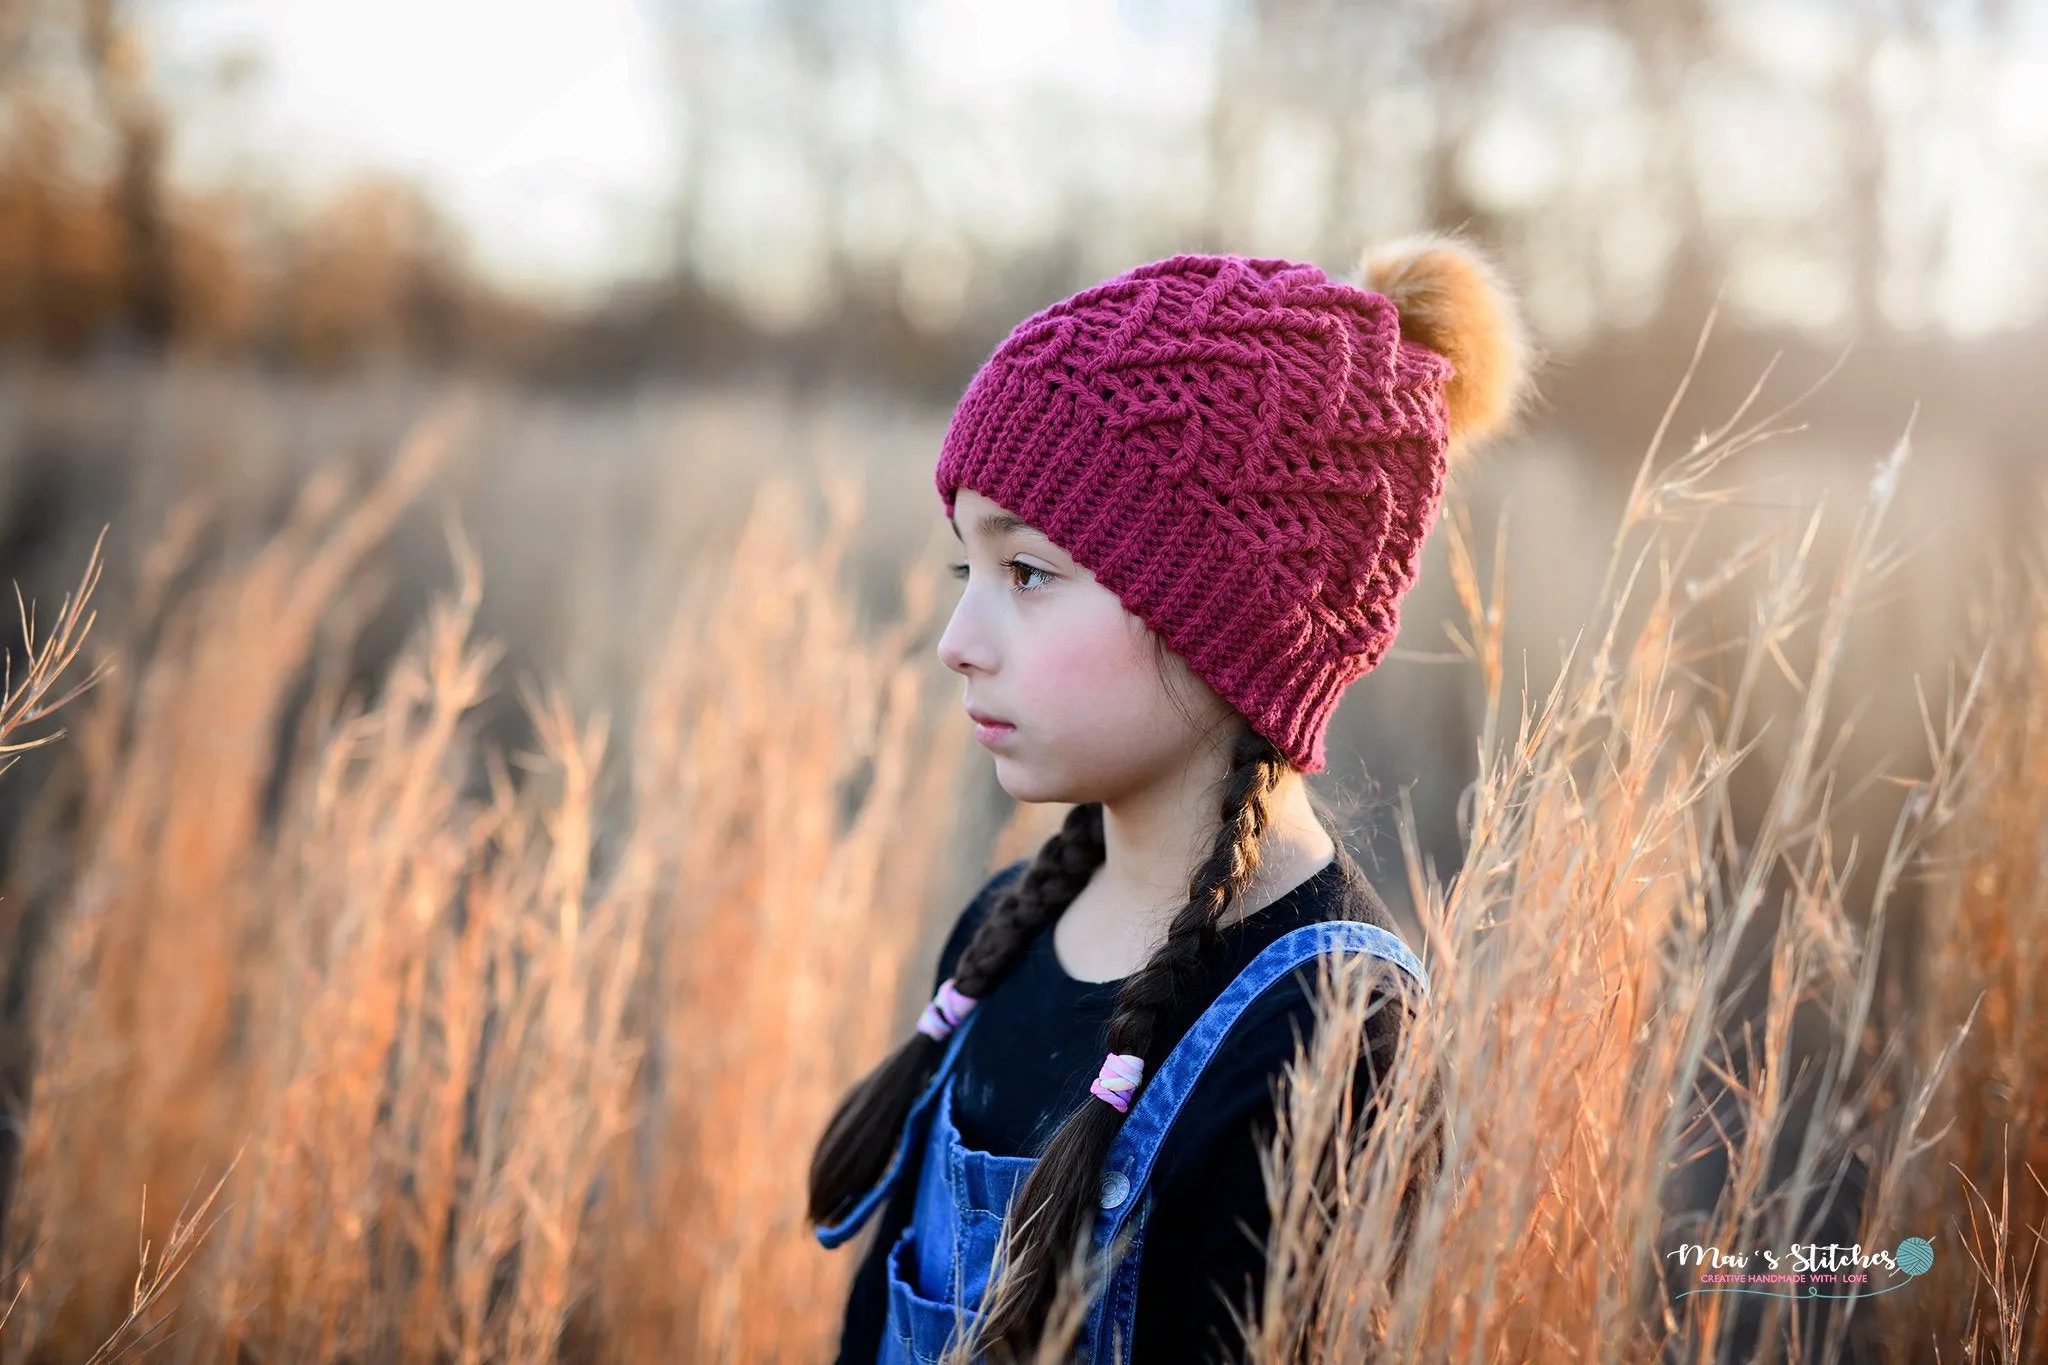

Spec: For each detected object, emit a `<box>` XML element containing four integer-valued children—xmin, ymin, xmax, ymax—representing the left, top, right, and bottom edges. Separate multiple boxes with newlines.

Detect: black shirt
<box><xmin>832</xmin><ymin>847</ymin><xmax>1419</xmax><ymax>1364</ymax></box>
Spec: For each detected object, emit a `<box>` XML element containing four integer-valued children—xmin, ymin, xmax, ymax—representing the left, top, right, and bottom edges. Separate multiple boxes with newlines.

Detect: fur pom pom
<box><xmin>1358</xmin><ymin>233</ymin><xmax>1531</xmax><ymax>454</ymax></box>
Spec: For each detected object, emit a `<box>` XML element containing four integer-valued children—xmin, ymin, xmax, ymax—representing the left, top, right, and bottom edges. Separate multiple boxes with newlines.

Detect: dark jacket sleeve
<box><xmin>1130</xmin><ymin>980</ymin><xmax>1420</xmax><ymax>1364</ymax></box>
<box><xmin>831</xmin><ymin>857</ymin><xmax>1031</xmax><ymax>1365</ymax></box>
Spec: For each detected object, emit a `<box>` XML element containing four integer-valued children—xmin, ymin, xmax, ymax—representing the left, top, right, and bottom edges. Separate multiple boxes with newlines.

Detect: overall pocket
<box><xmin>946</xmin><ymin>1147</ymin><xmax>1034</xmax><ymax>1309</ymax></box>
<box><xmin>884</xmin><ymin>1220</ymin><xmax>988</xmax><ymax>1365</ymax></box>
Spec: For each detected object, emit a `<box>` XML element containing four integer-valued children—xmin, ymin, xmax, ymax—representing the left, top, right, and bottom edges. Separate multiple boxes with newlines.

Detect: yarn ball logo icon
<box><xmin>1894</xmin><ymin>1237</ymin><xmax>1935</xmax><ymax>1278</ymax></box>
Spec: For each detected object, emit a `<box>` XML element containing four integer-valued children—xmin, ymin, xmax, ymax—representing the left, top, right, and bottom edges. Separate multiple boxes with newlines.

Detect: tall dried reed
<box><xmin>1240</xmin><ymin>332</ymin><xmax>2019</xmax><ymax>1363</ymax></box>
<box><xmin>1882</xmin><ymin>491</ymin><xmax>2048</xmax><ymax>1361</ymax></box>
<box><xmin>0</xmin><ymin>398</ymin><xmax>966</xmax><ymax>1362</ymax></box>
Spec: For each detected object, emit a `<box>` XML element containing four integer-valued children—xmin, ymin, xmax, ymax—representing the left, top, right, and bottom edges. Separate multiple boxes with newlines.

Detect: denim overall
<box><xmin>818</xmin><ymin>921</ymin><xmax>1428</xmax><ymax>1365</ymax></box>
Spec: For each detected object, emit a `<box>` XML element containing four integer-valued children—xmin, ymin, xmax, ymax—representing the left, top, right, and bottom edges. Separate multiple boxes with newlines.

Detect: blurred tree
<box><xmin>0</xmin><ymin>100</ymin><xmax>125</xmax><ymax>355</ymax></box>
<box><xmin>82</xmin><ymin>0</ymin><xmax>173</xmax><ymax>347</ymax></box>
<box><xmin>0</xmin><ymin>0</ymin><xmax>558</xmax><ymax>370</ymax></box>
<box><xmin>4</xmin><ymin>0</ymin><xmax>2048</xmax><ymax>392</ymax></box>
<box><xmin>621</xmin><ymin>0</ymin><xmax>2048</xmax><ymax>387</ymax></box>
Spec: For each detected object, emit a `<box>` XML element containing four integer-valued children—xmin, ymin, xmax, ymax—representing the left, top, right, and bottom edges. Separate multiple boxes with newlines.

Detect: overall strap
<box><xmin>1092</xmin><ymin>920</ymin><xmax>1427</xmax><ymax>1247</ymax></box>
<box><xmin>813</xmin><ymin>1012</ymin><xmax>978</xmax><ymax>1249</ymax></box>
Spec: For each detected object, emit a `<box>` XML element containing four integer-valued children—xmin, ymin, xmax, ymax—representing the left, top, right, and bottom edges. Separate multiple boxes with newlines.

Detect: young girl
<box><xmin>808</xmin><ymin>234</ymin><xmax>1529</xmax><ymax>1364</ymax></box>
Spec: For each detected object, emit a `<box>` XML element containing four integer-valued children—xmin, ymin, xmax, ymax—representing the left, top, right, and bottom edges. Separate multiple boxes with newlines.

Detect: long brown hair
<box><xmin>807</xmin><ymin>718</ymin><xmax>1293</xmax><ymax>1359</ymax></box>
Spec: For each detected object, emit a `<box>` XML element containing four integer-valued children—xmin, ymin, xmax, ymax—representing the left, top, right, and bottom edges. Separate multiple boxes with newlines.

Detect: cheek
<box><xmin>1019</xmin><ymin>593</ymin><xmax>1181</xmax><ymax>745</ymax></box>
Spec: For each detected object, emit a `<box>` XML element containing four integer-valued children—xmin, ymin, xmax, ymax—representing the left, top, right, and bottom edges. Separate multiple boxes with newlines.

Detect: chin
<box><xmin>991</xmin><ymin>757</ymin><xmax>1122</xmax><ymax>810</ymax></box>
<box><xmin>990</xmin><ymin>758</ymin><xmax>1083</xmax><ymax>807</ymax></box>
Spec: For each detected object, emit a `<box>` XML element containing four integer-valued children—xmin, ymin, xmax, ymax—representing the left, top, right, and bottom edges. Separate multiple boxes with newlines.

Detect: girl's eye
<box><xmin>947</xmin><ymin>558</ymin><xmax>1054</xmax><ymax>592</ymax></box>
<box><xmin>1004</xmin><ymin>557</ymin><xmax>1053</xmax><ymax>592</ymax></box>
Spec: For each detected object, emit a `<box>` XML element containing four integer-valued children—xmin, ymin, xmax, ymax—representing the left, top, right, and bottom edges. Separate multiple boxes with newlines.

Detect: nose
<box><xmin>935</xmin><ymin>588</ymin><xmax>990</xmax><ymax>677</ymax></box>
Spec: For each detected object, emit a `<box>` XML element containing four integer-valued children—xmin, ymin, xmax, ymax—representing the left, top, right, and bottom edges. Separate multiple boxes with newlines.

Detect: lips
<box><xmin>965</xmin><ymin>706</ymin><xmax>1016</xmax><ymax>745</ymax></box>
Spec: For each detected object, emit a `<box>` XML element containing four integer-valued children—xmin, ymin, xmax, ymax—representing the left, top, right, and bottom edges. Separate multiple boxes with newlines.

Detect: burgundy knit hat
<box><xmin>935</xmin><ymin>234</ymin><xmax>1529</xmax><ymax>774</ymax></box>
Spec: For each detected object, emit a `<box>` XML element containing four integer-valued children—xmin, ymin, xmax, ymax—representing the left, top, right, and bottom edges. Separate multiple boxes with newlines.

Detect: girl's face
<box><xmin>937</xmin><ymin>487</ymin><xmax>1236</xmax><ymax>804</ymax></box>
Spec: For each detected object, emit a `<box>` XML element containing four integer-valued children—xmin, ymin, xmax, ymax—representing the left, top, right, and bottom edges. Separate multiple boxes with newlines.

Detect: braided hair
<box><xmin>807</xmin><ymin>799</ymin><xmax>1108</xmax><ymax>1227</ymax></box>
<box><xmin>969</xmin><ymin>723</ymin><xmax>1288</xmax><ymax>1358</ymax></box>
<box><xmin>807</xmin><ymin>697</ymin><xmax>1293</xmax><ymax>1358</ymax></box>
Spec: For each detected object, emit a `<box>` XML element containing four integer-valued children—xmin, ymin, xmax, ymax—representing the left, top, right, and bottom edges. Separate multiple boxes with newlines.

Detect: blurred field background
<box><xmin>0</xmin><ymin>0</ymin><xmax>2042</xmax><ymax>1360</ymax></box>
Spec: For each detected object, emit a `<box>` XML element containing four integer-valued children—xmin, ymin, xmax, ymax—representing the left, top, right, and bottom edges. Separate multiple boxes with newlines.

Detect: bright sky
<box><xmin>140</xmin><ymin>0</ymin><xmax>1217</xmax><ymax>310</ymax></box>
<box><xmin>146</xmin><ymin>0</ymin><xmax>681</xmax><ymax>304</ymax></box>
<box><xmin>135</xmin><ymin>0</ymin><xmax>2048</xmax><ymax>334</ymax></box>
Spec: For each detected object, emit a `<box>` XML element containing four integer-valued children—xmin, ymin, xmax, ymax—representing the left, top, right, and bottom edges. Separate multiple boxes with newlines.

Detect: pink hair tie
<box><xmin>1089</xmin><ymin>1052</ymin><xmax>1145</xmax><ymax>1114</ymax></box>
<box><xmin>915</xmin><ymin>978</ymin><xmax>978</xmax><ymax>1041</ymax></box>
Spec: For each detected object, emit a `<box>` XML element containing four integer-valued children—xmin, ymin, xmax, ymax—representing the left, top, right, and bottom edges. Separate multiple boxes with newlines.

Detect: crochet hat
<box><xmin>934</xmin><ymin>234</ymin><xmax>1530</xmax><ymax>774</ymax></box>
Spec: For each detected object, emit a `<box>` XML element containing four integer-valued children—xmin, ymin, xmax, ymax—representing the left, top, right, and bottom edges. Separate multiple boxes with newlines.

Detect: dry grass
<box><xmin>0</xmin><ymin>524</ymin><xmax>106</xmax><ymax>780</ymax></box>
<box><xmin>0</xmin><ymin>396</ymin><xmax>967</xmax><ymax>1362</ymax></box>
<box><xmin>1885</xmin><ymin>493</ymin><xmax>2048</xmax><ymax>1360</ymax></box>
<box><xmin>1239</xmin><ymin>334</ymin><xmax>2041</xmax><ymax>1363</ymax></box>
<box><xmin>0</xmin><ymin>339</ymin><xmax>2036</xmax><ymax>1364</ymax></box>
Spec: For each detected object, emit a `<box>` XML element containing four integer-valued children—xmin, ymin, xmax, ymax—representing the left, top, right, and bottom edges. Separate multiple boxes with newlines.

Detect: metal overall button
<box><xmin>1097</xmin><ymin>1169</ymin><xmax>1131</xmax><ymax>1210</ymax></box>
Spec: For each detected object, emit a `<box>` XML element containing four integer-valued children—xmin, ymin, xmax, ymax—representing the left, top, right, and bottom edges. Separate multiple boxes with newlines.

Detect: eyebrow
<box><xmin>950</xmin><ymin>510</ymin><xmax>1047</xmax><ymax>544</ymax></box>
